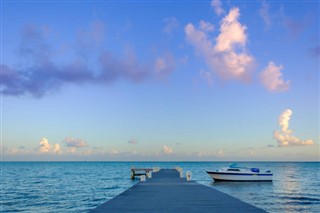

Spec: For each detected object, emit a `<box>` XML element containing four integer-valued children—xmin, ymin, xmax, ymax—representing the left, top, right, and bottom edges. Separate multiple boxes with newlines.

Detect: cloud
<box><xmin>199</xmin><ymin>20</ymin><xmax>214</xmax><ymax>32</ymax></box>
<box><xmin>1</xmin><ymin>24</ymin><xmax>94</xmax><ymax>97</ymax></box>
<box><xmin>273</xmin><ymin>109</ymin><xmax>314</xmax><ymax>147</ymax></box>
<box><xmin>260</xmin><ymin>61</ymin><xmax>290</xmax><ymax>92</ymax></box>
<box><xmin>1</xmin><ymin>64</ymin><xmax>26</xmax><ymax>96</ymax></box>
<box><xmin>278</xmin><ymin>109</ymin><xmax>292</xmax><ymax>133</ymax></box>
<box><xmin>211</xmin><ymin>0</ymin><xmax>225</xmax><ymax>16</ymax></box>
<box><xmin>162</xmin><ymin>145</ymin><xmax>173</xmax><ymax>154</ymax></box>
<box><xmin>109</xmin><ymin>149</ymin><xmax>119</xmax><ymax>155</ymax></box>
<box><xmin>39</xmin><ymin>138</ymin><xmax>51</xmax><ymax>153</ymax></box>
<box><xmin>64</xmin><ymin>137</ymin><xmax>88</xmax><ymax>147</ymax></box>
<box><xmin>185</xmin><ymin>23</ymin><xmax>213</xmax><ymax>57</ymax></box>
<box><xmin>163</xmin><ymin>17</ymin><xmax>179</xmax><ymax>34</ymax></box>
<box><xmin>98</xmin><ymin>49</ymin><xmax>149</xmax><ymax>83</ymax></box>
<box><xmin>185</xmin><ymin>7</ymin><xmax>254</xmax><ymax>82</ymax></box>
<box><xmin>1</xmin><ymin>23</ymin><xmax>176</xmax><ymax>98</ymax></box>
<box><xmin>39</xmin><ymin>137</ymin><xmax>61</xmax><ymax>154</ymax></box>
<box><xmin>3</xmin><ymin>147</ymin><xmax>31</xmax><ymax>155</ymax></box>
<box><xmin>249</xmin><ymin>149</ymin><xmax>256</xmax><ymax>156</ymax></box>
<box><xmin>128</xmin><ymin>139</ymin><xmax>138</xmax><ymax>144</ymax></box>
<box><xmin>154</xmin><ymin>52</ymin><xmax>176</xmax><ymax>77</ymax></box>
<box><xmin>53</xmin><ymin>144</ymin><xmax>61</xmax><ymax>154</ymax></box>
<box><xmin>259</xmin><ymin>0</ymin><xmax>271</xmax><ymax>30</ymax></box>
<box><xmin>2</xmin><ymin>62</ymin><xmax>93</xmax><ymax>97</ymax></box>
<box><xmin>214</xmin><ymin>8</ymin><xmax>247</xmax><ymax>52</ymax></box>
<box><xmin>217</xmin><ymin>149</ymin><xmax>224</xmax><ymax>156</ymax></box>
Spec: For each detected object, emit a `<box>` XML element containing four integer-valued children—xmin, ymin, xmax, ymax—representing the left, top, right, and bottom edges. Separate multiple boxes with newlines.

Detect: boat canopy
<box><xmin>250</xmin><ymin>168</ymin><xmax>260</xmax><ymax>172</ymax></box>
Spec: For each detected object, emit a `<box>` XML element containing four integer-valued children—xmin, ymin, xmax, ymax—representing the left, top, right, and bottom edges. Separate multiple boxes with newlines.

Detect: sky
<box><xmin>1</xmin><ymin>0</ymin><xmax>319</xmax><ymax>161</ymax></box>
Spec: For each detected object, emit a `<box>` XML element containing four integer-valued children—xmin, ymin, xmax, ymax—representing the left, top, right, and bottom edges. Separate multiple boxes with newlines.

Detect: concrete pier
<box><xmin>90</xmin><ymin>169</ymin><xmax>266</xmax><ymax>212</ymax></box>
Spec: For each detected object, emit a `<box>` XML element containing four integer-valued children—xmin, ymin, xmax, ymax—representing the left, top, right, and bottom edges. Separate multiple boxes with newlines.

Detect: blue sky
<box><xmin>1</xmin><ymin>0</ymin><xmax>319</xmax><ymax>161</ymax></box>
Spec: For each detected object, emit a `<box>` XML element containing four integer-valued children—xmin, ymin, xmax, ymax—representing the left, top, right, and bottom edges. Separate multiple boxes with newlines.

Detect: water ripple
<box><xmin>1</xmin><ymin>162</ymin><xmax>319</xmax><ymax>213</ymax></box>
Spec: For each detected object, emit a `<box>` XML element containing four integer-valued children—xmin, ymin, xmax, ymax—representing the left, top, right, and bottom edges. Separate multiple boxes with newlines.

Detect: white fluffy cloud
<box><xmin>162</xmin><ymin>145</ymin><xmax>173</xmax><ymax>154</ymax></box>
<box><xmin>274</xmin><ymin>109</ymin><xmax>314</xmax><ymax>147</ymax></box>
<box><xmin>39</xmin><ymin>138</ymin><xmax>50</xmax><ymax>153</ymax></box>
<box><xmin>278</xmin><ymin>109</ymin><xmax>292</xmax><ymax>133</ymax></box>
<box><xmin>214</xmin><ymin>8</ymin><xmax>247</xmax><ymax>52</ymax></box>
<box><xmin>211</xmin><ymin>0</ymin><xmax>225</xmax><ymax>16</ymax></box>
<box><xmin>185</xmin><ymin>7</ymin><xmax>254</xmax><ymax>82</ymax></box>
<box><xmin>260</xmin><ymin>61</ymin><xmax>290</xmax><ymax>92</ymax></box>
<box><xmin>39</xmin><ymin>138</ymin><xmax>61</xmax><ymax>154</ymax></box>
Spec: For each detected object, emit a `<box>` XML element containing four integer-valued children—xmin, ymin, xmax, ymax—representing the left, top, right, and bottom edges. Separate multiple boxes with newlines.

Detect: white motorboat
<box><xmin>206</xmin><ymin>164</ymin><xmax>273</xmax><ymax>182</ymax></box>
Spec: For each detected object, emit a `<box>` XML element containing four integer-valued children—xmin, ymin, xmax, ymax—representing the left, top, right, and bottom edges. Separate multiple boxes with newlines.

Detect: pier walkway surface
<box><xmin>90</xmin><ymin>169</ymin><xmax>266</xmax><ymax>212</ymax></box>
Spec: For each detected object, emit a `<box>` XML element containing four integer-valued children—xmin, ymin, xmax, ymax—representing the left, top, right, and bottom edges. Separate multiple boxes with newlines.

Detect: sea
<box><xmin>1</xmin><ymin>162</ymin><xmax>319</xmax><ymax>213</ymax></box>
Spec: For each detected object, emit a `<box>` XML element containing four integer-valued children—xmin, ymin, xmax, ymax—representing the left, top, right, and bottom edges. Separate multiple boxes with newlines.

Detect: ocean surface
<box><xmin>1</xmin><ymin>162</ymin><xmax>319</xmax><ymax>212</ymax></box>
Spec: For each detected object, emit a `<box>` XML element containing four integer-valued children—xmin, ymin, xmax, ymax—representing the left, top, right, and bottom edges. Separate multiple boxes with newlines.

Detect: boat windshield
<box><xmin>227</xmin><ymin>168</ymin><xmax>240</xmax><ymax>171</ymax></box>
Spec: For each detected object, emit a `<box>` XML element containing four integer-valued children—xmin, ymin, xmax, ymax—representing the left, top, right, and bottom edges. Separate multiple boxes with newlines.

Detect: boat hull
<box><xmin>206</xmin><ymin>171</ymin><xmax>273</xmax><ymax>182</ymax></box>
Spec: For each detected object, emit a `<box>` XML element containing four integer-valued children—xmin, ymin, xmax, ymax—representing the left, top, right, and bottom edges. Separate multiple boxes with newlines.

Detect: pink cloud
<box><xmin>260</xmin><ymin>61</ymin><xmax>290</xmax><ymax>92</ymax></box>
<box><xmin>199</xmin><ymin>20</ymin><xmax>214</xmax><ymax>32</ymax></box>
<box><xmin>154</xmin><ymin>52</ymin><xmax>176</xmax><ymax>77</ymax></box>
<box><xmin>185</xmin><ymin>7</ymin><xmax>254</xmax><ymax>83</ymax></box>
<box><xmin>211</xmin><ymin>0</ymin><xmax>225</xmax><ymax>16</ymax></box>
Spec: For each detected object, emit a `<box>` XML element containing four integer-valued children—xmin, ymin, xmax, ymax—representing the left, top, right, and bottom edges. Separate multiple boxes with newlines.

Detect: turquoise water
<box><xmin>1</xmin><ymin>162</ymin><xmax>319</xmax><ymax>212</ymax></box>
